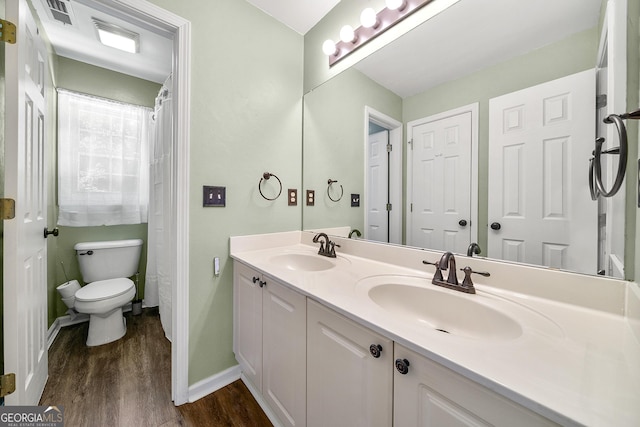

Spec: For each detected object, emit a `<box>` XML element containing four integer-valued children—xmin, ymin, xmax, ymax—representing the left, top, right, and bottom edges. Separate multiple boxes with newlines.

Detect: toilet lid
<box><xmin>75</xmin><ymin>278</ymin><xmax>134</xmax><ymax>302</ymax></box>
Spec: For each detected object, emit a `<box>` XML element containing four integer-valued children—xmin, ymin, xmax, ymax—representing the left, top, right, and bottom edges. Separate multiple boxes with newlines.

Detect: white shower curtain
<box><xmin>145</xmin><ymin>76</ymin><xmax>173</xmax><ymax>341</ymax></box>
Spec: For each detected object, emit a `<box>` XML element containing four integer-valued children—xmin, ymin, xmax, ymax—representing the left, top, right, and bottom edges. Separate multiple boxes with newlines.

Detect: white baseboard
<box><xmin>187</xmin><ymin>364</ymin><xmax>241</xmax><ymax>403</ymax></box>
<box><xmin>240</xmin><ymin>372</ymin><xmax>284</xmax><ymax>427</ymax></box>
<box><xmin>47</xmin><ymin>312</ymin><xmax>91</xmax><ymax>350</ymax></box>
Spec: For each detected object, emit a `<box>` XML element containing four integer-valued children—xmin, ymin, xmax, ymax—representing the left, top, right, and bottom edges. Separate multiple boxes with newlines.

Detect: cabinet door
<box><xmin>307</xmin><ymin>300</ymin><xmax>393</xmax><ymax>427</ymax></box>
<box><xmin>233</xmin><ymin>262</ymin><xmax>263</xmax><ymax>390</ymax></box>
<box><xmin>263</xmin><ymin>278</ymin><xmax>307</xmax><ymax>427</ymax></box>
<box><xmin>393</xmin><ymin>344</ymin><xmax>558</xmax><ymax>427</ymax></box>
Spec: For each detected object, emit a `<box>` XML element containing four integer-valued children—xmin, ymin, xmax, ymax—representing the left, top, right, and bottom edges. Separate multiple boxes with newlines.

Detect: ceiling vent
<box><xmin>44</xmin><ymin>0</ymin><xmax>75</xmax><ymax>26</ymax></box>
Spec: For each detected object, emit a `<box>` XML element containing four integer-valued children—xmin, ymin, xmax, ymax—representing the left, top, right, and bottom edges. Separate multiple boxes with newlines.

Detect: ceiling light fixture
<box><xmin>92</xmin><ymin>17</ymin><xmax>139</xmax><ymax>53</ymax></box>
<box><xmin>323</xmin><ymin>0</ymin><xmax>434</xmax><ymax>67</ymax></box>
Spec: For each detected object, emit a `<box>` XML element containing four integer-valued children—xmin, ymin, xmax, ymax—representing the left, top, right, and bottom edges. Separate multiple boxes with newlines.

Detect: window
<box><xmin>57</xmin><ymin>89</ymin><xmax>151</xmax><ymax>226</ymax></box>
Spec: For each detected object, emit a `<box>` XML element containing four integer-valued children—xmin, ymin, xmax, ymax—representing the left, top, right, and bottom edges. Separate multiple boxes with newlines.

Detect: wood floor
<box><xmin>40</xmin><ymin>308</ymin><xmax>272</xmax><ymax>427</ymax></box>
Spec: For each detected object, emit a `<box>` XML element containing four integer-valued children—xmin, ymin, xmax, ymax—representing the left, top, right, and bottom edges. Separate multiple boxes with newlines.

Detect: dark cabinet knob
<box><xmin>458</xmin><ymin>219</ymin><xmax>468</xmax><ymax>227</ymax></box>
<box><xmin>259</xmin><ymin>280</ymin><xmax>266</xmax><ymax>288</ymax></box>
<box><xmin>395</xmin><ymin>358</ymin><xmax>410</xmax><ymax>375</ymax></box>
<box><xmin>490</xmin><ymin>222</ymin><xmax>501</xmax><ymax>230</ymax></box>
<box><xmin>44</xmin><ymin>227</ymin><xmax>59</xmax><ymax>238</ymax></box>
<box><xmin>252</xmin><ymin>276</ymin><xmax>260</xmax><ymax>284</ymax></box>
<box><xmin>369</xmin><ymin>344</ymin><xmax>382</xmax><ymax>358</ymax></box>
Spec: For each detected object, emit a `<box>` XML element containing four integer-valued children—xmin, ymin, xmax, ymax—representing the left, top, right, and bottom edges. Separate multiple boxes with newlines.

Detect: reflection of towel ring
<box><xmin>327</xmin><ymin>179</ymin><xmax>343</xmax><ymax>202</ymax></box>
<box><xmin>591</xmin><ymin>113</ymin><xmax>630</xmax><ymax>199</ymax></box>
<box><xmin>259</xmin><ymin>172</ymin><xmax>282</xmax><ymax>201</ymax></box>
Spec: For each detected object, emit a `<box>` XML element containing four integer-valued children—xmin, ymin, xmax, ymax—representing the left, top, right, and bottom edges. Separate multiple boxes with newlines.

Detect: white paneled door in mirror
<box><xmin>488</xmin><ymin>69</ymin><xmax>597</xmax><ymax>275</ymax></box>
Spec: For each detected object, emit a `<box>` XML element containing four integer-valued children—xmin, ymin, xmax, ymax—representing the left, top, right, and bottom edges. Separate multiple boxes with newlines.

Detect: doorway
<box><xmin>2</xmin><ymin>0</ymin><xmax>191</xmax><ymax>405</ymax></box>
<box><xmin>364</xmin><ymin>107</ymin><xmax>402</xmax><ymax>244</ymax></box>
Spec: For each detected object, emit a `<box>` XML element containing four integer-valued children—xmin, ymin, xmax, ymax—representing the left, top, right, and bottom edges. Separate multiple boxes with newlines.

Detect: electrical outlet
<box><xmin>306</xmin><ymin>190</ymin><xmax>315</xmax><ymax>206</ymax></box>
<box><xmin>351</xmin><ymin>193</ymin><xmax>360</xmax><ymax>207</ymax></box>
<box><xmin>203</xmin><ymin>186</ymin><xmax>226</xmax><ymax>207</ymax></box>
<box><xmin>288</xmin><ymin>189</ymin><xmax>298</xmax><ymax>206</ymax></box>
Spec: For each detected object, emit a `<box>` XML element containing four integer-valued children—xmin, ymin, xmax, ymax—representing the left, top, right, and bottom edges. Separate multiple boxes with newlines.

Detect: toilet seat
<box><xmin>75</xmin><ymin>278</ymin><xmax>134</xmax><ymax>303</ymax></box>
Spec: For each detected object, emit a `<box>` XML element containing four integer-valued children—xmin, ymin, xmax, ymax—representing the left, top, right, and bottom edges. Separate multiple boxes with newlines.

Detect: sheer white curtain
<box><xmin>145</xmin><ymin>77</ymin><xmax>173</xmax><ymax>341</ymax></box>
<box><xmin>57</xmin><ymin>90</ymin><xmax>150</xmax><ymax>226</ymax></box>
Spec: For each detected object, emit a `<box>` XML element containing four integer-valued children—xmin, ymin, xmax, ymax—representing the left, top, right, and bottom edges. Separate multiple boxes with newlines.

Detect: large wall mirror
<box><xmin>302</xmin><ymin>0</ymin><xmax>638</xmax><ymax>279</ymax></box>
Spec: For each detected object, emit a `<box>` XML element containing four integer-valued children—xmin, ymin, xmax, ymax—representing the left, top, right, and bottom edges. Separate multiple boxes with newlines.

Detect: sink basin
<box><xmin>367</xmin><ymin>282</ymin><xmax>523</xmax><ymax>340</ymax></box>
<box><xmin>269</xmin><ymin>253</ymin><xmax>336</xmax><ymax>272</ymax></box>
<box><xmin>358</xmin><ymin>275</ymin><xmax>562</xmax><ymax>341</ymax></box>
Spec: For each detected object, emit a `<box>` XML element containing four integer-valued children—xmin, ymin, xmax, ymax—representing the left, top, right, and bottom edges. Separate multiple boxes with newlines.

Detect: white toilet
<box><xmin>73</xmin><ymin>239</ymin><xmax>143</xmax><ymax>346</ymax></box>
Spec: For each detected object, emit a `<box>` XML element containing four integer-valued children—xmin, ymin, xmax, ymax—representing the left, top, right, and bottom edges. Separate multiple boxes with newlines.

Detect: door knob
<box><xmin>458</xmin><ymin>219</ymin><xmax>468</xmax><ymax>227</ymax></box>
<box><xmin>490</xmin><ymin>222</ymin><xmax>501</xmax><ymax>230</ymax></box>
<box><xmin>44</xmin><ymin>227</ymin><xmax>59</xmax><ymax>238</ymax></box>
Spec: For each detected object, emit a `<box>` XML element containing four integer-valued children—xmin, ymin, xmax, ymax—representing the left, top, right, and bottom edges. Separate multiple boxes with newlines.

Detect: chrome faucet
<box><xmin>467</xmin><ymin>242</ymin><xmax>481</xmax><ymax>257</ymax></box>
<box><xmin>313</xmin><ymin>233</ymin><xmax>340</xmax><ymax>258</ymax></box>
<box><xmin>422</xmin><ymin>251</ymin><xmax>490</xmax><ymax>294</ymax></box>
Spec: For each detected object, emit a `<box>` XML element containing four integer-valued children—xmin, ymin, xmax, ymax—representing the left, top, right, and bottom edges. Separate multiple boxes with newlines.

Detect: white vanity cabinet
<box><xmin>233</xmin><ymin>261</ymin><xmax>306</xmax><ymax>427</ymax></box>
<box><xmin>393</xmin><ymin>344</ymin><xmax>558</xmax><ymax>427</ymax></box>
<box><xmin>306</xmin><ymin>299</ymin><xmax>393</xmax><ymax>427</ymax></box>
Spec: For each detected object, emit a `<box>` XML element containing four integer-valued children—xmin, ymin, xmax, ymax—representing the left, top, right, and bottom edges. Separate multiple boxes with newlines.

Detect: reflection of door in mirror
<box><xmin>487</xmin><ymin>69</ymin><xmax>597</xmax><ymax>275</ymax></box>
<box><xmin>366</xmin><ymin>128</ymin><xmax>390</xmax><ymax>243</ymax></box>
<box><xmin>365</xmin><ymin>107</ymin><xmax>403</xmax><ymax>244</ymax></box>
<box><xmin>407</xmin><ymin>104</ymin><xmax>478</xmax><ymax>254</ymax></box>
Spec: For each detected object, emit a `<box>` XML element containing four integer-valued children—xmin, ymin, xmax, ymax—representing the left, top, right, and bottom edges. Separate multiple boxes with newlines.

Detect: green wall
<box><xmin>48</xmin><ymin>58</ymin><xmax>161</xmax><ymax>325</ymax></box>
<box><xmin>303</xmin><ymin>67</ymin><xmax>402</xmax><ymax>231</ymax></box>
<box><xmin>147</xmin><ymin>0</ymin><xmax>303</xmax><ymax>385</ymax></box>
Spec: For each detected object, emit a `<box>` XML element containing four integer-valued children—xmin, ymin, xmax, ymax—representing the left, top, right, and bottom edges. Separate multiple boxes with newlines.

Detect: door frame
<box><xmin>97</xmin><ymin>0</ymin><xmax>191</xmax><ymax>405</ymax></box>
<box><xmin>364</xmin><ymin>107</ymin><xmax>403</xmax><ymax>244</ymax></box>
<box><xmin>596</xmin><ymin>0</ymin><xmax>627</xmax><ymax>278</ymax></box>
<box><xmin>405</xmin><ymin>103</ymin><xmax>479</xmax><ymax>248</ymax></box>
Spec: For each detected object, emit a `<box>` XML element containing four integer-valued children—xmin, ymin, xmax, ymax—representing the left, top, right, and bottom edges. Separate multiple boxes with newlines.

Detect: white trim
<box><xmin>406</xmin><ymin>102</ymin><xmax>479</xmax><ymax>248</ymax></box>
<box><xmin>108</xmin><ymin>0</ymin><xmax>191</xmax><ymax>405</ymax></box>
<box><xmin>240</xmin><ymin>373</ymin><xmax>285</xmax><ymax>427</ymax></box>
<box><xmin>364</xmin><ymin>106</ymin><xmax>403</xmax><ymax>244</ymax></box>
<box><xmin>188</xmin><ymin>365</ymin><xmax>241</xmax><ymax>403</ymax></box>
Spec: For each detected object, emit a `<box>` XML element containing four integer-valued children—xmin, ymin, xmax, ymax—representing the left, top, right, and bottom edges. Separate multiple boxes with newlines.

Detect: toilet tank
<box><xmin>74</xmin><ymin>239</ymin><xmax>143</xmax><ymax>283</ymax></box>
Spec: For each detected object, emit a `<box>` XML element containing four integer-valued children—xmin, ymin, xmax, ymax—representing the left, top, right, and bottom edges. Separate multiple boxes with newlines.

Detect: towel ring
<box><xmin>591</xmin><ymin>113</ymin><xmax>629</xmax><ymax>198</ymax></box>
<box><xmin>327</xmin><ymin>179</ymin><xmax>343</xmax><ymax>202</ymax></box>
<box><xmin>259</xmin><ymin>172</ymin><xmax>282</xmax><ymax>201</ymax></box>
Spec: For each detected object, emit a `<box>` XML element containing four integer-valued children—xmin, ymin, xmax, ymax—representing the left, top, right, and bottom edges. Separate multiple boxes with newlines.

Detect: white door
<box><xmin>365</xmin><ymin>130</ymin><xmax>389</xmax><ymax>242</ymax></box>
<box><xmin>487</xmin><ymin>69</ymin><xmax>596</xmax><ymax>274</ymax></box>
<box><xmin>4</xmin><ymin>0</ymin><xmax>50</xmax><ymax>405</ymax></box>
<box><xmin>407</xmin><ymin>111</ymin><xmax>473</xmax><ymax>253</ymax></box>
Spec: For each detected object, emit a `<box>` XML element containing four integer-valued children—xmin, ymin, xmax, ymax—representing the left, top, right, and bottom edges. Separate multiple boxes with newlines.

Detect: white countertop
<box><xmin>230</xmin><ymin>231</ymin><xmax>640</xmax><ymax>426</ymax></box>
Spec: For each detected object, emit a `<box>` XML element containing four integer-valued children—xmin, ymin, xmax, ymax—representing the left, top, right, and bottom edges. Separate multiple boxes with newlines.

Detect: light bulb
<box><xmin>322</xmin><ymin>39</ymin><xmax>337</xmax><ymax>56</ymax></box>
<box><xmin>360</xmin><ymin>8</ymin><xmax>379</xmax><ymax>28</ymax></box>
<box><xmin>385</xmin><ymin>0</ymin><xmax>407</xmax><ymax>11</ymax></box>
<box><xmin>339</xmin><ymin>25</ymin><xmax>356</xmax><ymax>43</ymax></box>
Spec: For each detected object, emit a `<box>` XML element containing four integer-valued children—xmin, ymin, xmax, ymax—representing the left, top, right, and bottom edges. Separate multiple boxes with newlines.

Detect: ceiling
<box><xmin>31</xmin><ymin>0</ymin><xmax>336</xmax><ymax>84</ymax></box>
<box><xmin>245</xmin><ymin>0</ymin><xmax>341</xmax><ymax>34</ymax></box>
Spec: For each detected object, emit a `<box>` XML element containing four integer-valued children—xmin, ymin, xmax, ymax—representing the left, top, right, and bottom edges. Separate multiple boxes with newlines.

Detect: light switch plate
<box><xmin>351</xmin><ymin>193</ymin><xmax>360</xmax><ymax>207</ymax></box>
<box><xmin>203</xmin><ymin>186</ymin><xmax>226</xmax><ymax>207</ymax></box>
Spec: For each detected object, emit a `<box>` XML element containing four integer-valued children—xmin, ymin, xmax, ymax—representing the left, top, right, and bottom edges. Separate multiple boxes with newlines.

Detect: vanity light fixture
<box><xmin>360</xmin><ymin>8</ymin><xmax>380</xmax><ymax>29</ymax></box>
<box><xmin>323</xmin><ymin>0</ymin><xmax>433</xmax><ymax>67</ymax></box>
<box><xmin>93</xmin><ymin>17</ymin><xmax>139</xmax><ymax>53</ymax></box>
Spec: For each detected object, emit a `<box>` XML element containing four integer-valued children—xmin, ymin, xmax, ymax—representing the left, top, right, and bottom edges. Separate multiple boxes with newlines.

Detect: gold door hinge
<box><xmin>0</xmin><ymin>373</ymin><xmax>16</xmax><ymax>398</ymax></box>
<box><xmin>0</xmin><ymin>19</ymin><xmax>17</xmax><ymax>44</ymax></box>
<box><xmin>1</xmin><ymin>198</ymin><xmax>15</xmax><ymax>219</ymax></box>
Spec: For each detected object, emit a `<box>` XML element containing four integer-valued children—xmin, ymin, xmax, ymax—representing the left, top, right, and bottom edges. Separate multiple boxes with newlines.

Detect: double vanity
<box><xmin>230</xmin><ymin>231</ymin><xmax>640</xmax><ymax>426</ymax></box>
